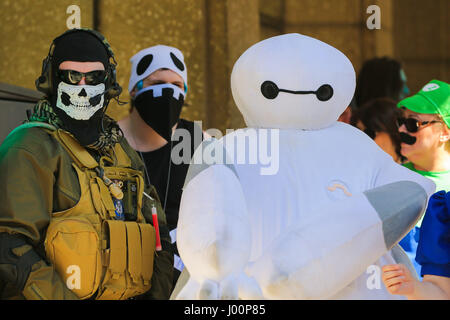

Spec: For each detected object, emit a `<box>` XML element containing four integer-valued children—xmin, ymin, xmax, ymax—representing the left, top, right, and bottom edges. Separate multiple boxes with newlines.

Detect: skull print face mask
<box><xmin>55</xmin><ymin>82</ymin><xmax>105</xmax><ymax>120</ymax></box>
<box><xmin>46</xmin><ymin>30</ymin><xmax>117</xmax><ymax>148</ymax></box>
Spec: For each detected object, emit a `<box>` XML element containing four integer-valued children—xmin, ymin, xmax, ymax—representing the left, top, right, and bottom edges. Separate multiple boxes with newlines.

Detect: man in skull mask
<box><xmin>0</xmin><ymin>29</ymin><xmax>173</xmax><ymax>300</ymax></box>
<box><xmin>118</xmin><ymin>45</ymin><xmax>205</xmax><ymax>291</ymax></box>
<box><xmin>397</xmin><ymin>79</ymin><xmax>450</xmax><ymax>277</ymax></box>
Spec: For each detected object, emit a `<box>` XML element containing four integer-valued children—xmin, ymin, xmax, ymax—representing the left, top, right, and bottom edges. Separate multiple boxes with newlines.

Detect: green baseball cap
<box><xmin>397</xmin><ymin>79</ymin><xmax>450</xmax><ymax>128</ymax></box>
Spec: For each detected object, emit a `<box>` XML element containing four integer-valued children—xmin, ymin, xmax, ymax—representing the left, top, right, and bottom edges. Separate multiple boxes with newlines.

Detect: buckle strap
<box><xmin>138</xmin><ymin>224</ymin><xmax>156</xmax><ymax>285</ymax></box>
<box><xmin>125</xmin><ymin>222</ymin><xmax>142</xmax><ymax>284</ymax></box>
<box><xmin>105</xmin><ymin>221</ymin><xmax>126</xmax><ymax>279</ymax></box>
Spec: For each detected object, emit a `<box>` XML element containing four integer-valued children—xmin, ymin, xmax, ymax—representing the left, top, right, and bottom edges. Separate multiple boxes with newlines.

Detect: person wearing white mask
<box><xmin>119</xmin><ymin>45</ymin><xmax>205</xmax><ymax>292</ymax></box>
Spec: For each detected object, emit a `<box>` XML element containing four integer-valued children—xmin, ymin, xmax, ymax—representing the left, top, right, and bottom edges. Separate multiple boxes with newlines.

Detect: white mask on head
<box><xmin>55</xmin><ymin>82</ymin><xmax>105</xmax><ymax>120</ymax></box>
<box><xmin>128</xmin><ymin>45</ymin><xmax>188</xmax><ymax>96</ymax></box>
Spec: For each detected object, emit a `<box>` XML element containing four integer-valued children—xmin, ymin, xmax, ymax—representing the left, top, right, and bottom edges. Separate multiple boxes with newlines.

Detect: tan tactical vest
<box><xmin>44</xmin><ymin>128</ymin><xmax>157</xmax><ymax>300</ymax></box>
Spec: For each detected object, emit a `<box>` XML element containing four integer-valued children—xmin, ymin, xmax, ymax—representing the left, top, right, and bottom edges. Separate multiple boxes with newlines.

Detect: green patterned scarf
<box><xmin>28</xmin><ymin>99</ymin><xmax>122</xmax><ymax>152</ymax></box>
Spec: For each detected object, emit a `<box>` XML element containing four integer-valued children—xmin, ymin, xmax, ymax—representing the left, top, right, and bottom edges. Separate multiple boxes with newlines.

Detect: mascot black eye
<box><xmin>316</xmin><ymin>84</ymin><xmax>333</xmax><ymax>101</ymax></box>
<box><xmin>261</xmin><ymin>81</ymin><xmax>334</xmax><ymax>101</ymax></box>
<box><xmin>261</xmin><ymin>81</ymin><xmax>279</xmax><ymax>99</ymax></box>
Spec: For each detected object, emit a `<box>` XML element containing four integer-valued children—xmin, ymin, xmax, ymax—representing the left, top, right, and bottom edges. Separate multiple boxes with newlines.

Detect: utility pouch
<box><xmin>45</xmin><ymin>216</ymin><xmax>102</xmax><ymax>299</ymax></box>
<box><xmin>96</xmin><ymin>220</ymin><xmax>156</xmax><ymax>300</ymax></box>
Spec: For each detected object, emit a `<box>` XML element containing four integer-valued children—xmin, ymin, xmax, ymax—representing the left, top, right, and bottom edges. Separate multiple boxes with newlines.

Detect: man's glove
<box><xmin>0</xmin><ymin>232</ymin><xmax>42</xmax><ymax>291</ymax></box>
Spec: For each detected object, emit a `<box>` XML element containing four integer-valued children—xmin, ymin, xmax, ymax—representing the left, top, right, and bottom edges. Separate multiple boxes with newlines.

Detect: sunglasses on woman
<box><xmin>397</xmin><ymin>117</ymin><xmax>441</xmax><ymax>133</ymax></box>
<box><xmin>57</xmin><ymin>69</ymin><xmax>107</xmax><ymax>85</ymax></box>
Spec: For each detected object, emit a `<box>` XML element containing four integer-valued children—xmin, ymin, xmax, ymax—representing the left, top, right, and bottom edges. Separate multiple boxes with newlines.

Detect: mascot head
<box><xmin>231</xmin><ymin>33</ymin><xmax>356</xmax><ymax>130</ymax></box>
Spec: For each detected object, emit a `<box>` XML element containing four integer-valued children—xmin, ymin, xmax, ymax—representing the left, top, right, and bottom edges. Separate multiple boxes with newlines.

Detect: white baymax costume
<box><xmin>173</xmin><ymin>33</ymin><xmax>435</xmax><ymax>300</ymax></box>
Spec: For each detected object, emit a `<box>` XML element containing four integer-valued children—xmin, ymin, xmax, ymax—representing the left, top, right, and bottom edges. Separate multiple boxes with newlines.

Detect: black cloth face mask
<box><xmin>133</xmin><ymin>83</ymin><xmax>185</xmax><ymax>142</ymax></box>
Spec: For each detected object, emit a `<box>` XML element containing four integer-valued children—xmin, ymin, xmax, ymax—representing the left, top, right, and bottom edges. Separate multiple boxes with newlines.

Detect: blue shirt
<box><xmin>415</xmin><ymin>190</ymin><xmax>450</xmax><ymax>277</ymax></box>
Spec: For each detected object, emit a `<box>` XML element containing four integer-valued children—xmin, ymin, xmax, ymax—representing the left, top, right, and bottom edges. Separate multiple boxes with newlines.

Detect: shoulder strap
<box><xmin>113</xmin><ymin>142</ymin><xmax>132</xmax><ymax>168</ymax></box>
<box><xmin>52</xmin><ymin>129</ymin><xmax>132</xmax><ymax>169</ymax></box>
<box><xmin>52</xmin><ymin>129</ymin><xmax>99</xmax><ymax>169</ymax></box>
<box><xmin>6</xmin><ymin>122</ymin><xmax>132</xmax><ymax>170</ymax></box>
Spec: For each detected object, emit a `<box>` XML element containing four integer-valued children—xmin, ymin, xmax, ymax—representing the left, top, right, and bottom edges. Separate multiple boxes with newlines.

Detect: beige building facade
<box><xmin>0</xmin><ymin>0</ymin><xmax>448</xmax><ymax>133</ymax></box>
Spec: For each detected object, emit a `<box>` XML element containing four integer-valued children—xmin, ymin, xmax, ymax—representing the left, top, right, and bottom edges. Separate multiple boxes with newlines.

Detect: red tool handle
<box><xmin>152</xmin><ymin>205</ymin><xmax>162</xmax><ymax>251</ymax></box>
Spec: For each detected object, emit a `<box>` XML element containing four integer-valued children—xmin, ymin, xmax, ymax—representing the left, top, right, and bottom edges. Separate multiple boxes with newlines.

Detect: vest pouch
<box><xmin>96</xmin><ymin>220</ymin><xmax>128</xmax><ymax>300</ymax></box>
<box><xmin>44</xmin><ymin>216</ymin><xmax>102</xmax><ymax>299</ymax></box>
<box><xmin>138</xmin><ymin>223</ymin><xmax>156</xmax><ymax>287</ymax></box>
<box><xmin>96</xmin><ymin>220</ymin><xmax>156</xmax><ymax>300</ymax></box>
<box><xmin>122</xmin><ymin>222</ymin><xmax>156</xmax><ymax>298</ymax></box>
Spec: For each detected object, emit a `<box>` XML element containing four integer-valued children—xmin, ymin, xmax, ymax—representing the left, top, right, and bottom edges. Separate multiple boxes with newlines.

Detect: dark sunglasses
<box><xmin>57</xmin><ymin>69</ymin><xmax>107</xmax><ymax>85</ymax></box>
<box><xmin>397</xmin><ymin>117</ymin><xmax>441</xmax><ymax>133</ymax></box>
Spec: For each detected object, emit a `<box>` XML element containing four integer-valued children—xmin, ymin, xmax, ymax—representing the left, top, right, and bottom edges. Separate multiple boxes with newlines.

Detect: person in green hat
<box><xmin>397</xmin><ymin>79</ymin><xmax>450</xmax><ymax>277</ymax></box>
<box><xmin>398</xmin><ymin>79</ymin><xmax>450</xmax><ymax>193</ymax></box>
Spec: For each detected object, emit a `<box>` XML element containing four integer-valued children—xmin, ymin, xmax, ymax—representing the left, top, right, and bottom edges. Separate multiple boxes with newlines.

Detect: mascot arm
<box><xmin>177</xmin><ymin>164</ymin><xmax>251</xmax><ymax>282</ymax></box>
<box><xmin>247</xmin><ymin>180</ymin><xmax>430</xmax><ymax>299</ymax></box>
<box><xmin>374</xmin><ymin>159</ymin><xmax>436</xmax><ymax>197</ymax></box>
<box><xmin>176</xmin><ymin>139</ymin><xmax>258</xmax><ymax>299</ymax></box>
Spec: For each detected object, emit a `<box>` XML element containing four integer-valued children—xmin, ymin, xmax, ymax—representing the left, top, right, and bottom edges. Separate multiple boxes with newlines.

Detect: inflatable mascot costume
<box><xmin>173</xmin><ymin>34</ymin><xmax>435</xmax><ymax>299</ymax></box>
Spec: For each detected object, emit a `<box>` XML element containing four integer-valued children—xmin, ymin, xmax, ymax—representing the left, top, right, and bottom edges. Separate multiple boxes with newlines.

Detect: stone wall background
<box><xmin>0</xmin><ymin>0</ymin><xmax>447</xmax><ymax>132</ymax></box>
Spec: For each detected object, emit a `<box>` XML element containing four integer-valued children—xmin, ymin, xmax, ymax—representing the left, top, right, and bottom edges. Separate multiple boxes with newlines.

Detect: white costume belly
<box><xmin>231</xmin><ymin>124</ymin><xmax>387</xmax><ymax>261</ymax></box>
<box><xmin>224</xmin><ymin>123</ymin><xmax>419</xmax><ymax>299</ymax></box>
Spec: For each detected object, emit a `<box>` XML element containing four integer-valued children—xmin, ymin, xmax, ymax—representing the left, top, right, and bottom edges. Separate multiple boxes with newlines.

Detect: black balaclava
<box><xmin>50</xmin><ymin>31</ymin><xmax>110</xmax><ymax>147</ymax></box>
